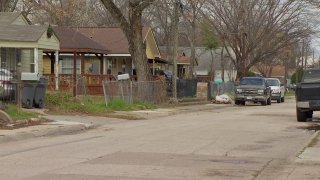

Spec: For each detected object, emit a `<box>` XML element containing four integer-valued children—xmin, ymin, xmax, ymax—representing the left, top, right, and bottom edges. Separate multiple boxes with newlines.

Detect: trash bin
<box><xmin>34</xmin><ymin>77</ymin><xmax>48</xmax><ymax>108</ymax></box>
<box><xmin>22</xmin><ymin>82</ymin><xmax>37</xmax><ymax>109</ymax></box>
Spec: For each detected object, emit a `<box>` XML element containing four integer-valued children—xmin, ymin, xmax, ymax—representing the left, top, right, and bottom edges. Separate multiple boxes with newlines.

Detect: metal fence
<box><xmin>177</xmin><ymin>79</ymin><xmax>198</xmax><ymax>98</ymax></box>
<box><xmin>103</xmin><ymin>80</ymin><xmax>167</xmax><ymax>104</ymax></box>
<box><xmin>208</xmin><ymin>81</ymin><xmax>235</xmax><ymax>99</ymax></box>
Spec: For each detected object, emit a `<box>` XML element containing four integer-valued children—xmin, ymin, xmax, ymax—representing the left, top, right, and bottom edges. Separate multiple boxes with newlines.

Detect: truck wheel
<box><xmin>267</xmin><ymin>97</ymin><xmax>272</xmax><ymax>105</ymax></box>
<box><xmin>281</xmin><ymin>97</ymin><xmax>285</xmax><ymax>102</ymax></box>
<box><xmin>235</xmin><ymin>100</ymin><xmax>241</xmax><ymax>105</ymax></box>
<box><xmin>306</xmin><ymin>111</ymin><xmax>313</xmax><ymax>119</ymax></box>
<box><xmin>277</xmin><ymin>97</ymin><xmax>281</xmax><ymax>103</ymax></box>
<box><xmin>261</xmin><ymin>100</ymin><xmax>267</xmax><ymax>106</ymax></box>
<box><xmin>241</xmin><ymin>101</ymin><xmax>246</xmax><ymax>106</ymax></box>
<box><xmin>296</xmin><ymin>108</ymin><xmax>307</xmax><ymax>122</ymax></box>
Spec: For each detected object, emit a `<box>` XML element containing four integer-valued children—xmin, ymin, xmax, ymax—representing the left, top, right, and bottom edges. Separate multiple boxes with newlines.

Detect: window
<box><xmin>21</xmin><ymin>49</ymin><xmax>35</xmax><ymax>73</ymax></box>
<box><xmin>60</xmin><ymin>57</ymin><xmax>81</xmax><ymax>74</ymax></box>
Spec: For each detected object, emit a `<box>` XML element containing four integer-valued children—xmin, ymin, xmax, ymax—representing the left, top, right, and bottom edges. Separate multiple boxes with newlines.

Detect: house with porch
<box><xmin>74</xmin><ymin>27</ymin><xmax>164</xmax><ymax>79</ymax></box>
<box><xmin>0</xmin><ymin>12</ymin><xmax>59</xmax><ymax>99</ymax></box>
<box><xmin>42</xmin><ymin>26</ymin><xmax>163</xmax><ymax>95</ymax></box>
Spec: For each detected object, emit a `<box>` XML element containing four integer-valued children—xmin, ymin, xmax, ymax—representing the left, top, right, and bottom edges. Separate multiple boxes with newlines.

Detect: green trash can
<box><xmin>34</xmin><ymin>77</ymin><xmax>48</xmax><ymax>108</ymax></box>
<box><xmin>22</xmin><ymin>82</ymin><xmax>37</xmax><ymax>109</ymax></box>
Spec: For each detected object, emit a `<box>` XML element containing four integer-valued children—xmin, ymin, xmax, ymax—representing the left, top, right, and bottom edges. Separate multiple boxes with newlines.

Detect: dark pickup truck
<box><xmin>295</xmin><ymin>69</ymin><xmax>320</xmax><ymax>122</ymax></box>
<box><xmin>235</xmin><ymin>77</ymin><xmax>272</xmax><ymax>106</ymax></box>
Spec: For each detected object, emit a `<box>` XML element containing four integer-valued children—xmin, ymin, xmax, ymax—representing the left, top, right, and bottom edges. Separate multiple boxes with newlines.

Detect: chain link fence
<box><xmin>103</xmin><ymin>80</ymin><xmax>167</xmax><ymax>104</ymax></box>
<box><xmin>208</xmin><ymin>81</ymin><xmax>235</xmax><ymax>99</ymax></box>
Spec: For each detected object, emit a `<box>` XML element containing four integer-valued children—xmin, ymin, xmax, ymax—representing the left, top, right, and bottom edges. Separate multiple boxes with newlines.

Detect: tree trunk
<box><xmin>210</xmin><ymin>50</ymin><xmax>215</xmax><ymax>81</ymax></box>
<box><xmin>127</xmin><ymin>7</ymin><xmax>149</xmax><ymax>82</ymax></box>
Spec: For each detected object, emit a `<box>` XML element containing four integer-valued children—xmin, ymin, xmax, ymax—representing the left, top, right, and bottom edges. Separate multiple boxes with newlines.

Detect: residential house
<box><xmin>159</xmin><ymin>47</ymin><xmax>191</xmax><ymax>79</ymax></box>
<box><xmin>74</xmin><ymin>27</ymin><xmax>163</xmax><ymax>78</ymax></box>
<box><xmin>43</xmin><ymin>26</ymin><xmax>163</xmax><ymax>95</ymax></box>
<box><xmin>43</xmin><ymin>27</ymin><xmax>110</xmax><ymax>94</ymax></box>
<box><xmin>0</xmin><ymin>12</ymin><xmax>59</xmax><ymax>99</ymax></box>
<box><xmin>181</xmin><ymin>47</ymin><xmax>236</xmax><ymax>82</ymax></box>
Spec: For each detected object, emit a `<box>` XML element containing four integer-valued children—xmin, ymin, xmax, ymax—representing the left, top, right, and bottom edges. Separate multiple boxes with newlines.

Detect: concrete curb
<box><xmin>296</xmin><ymin>130</ymin><xmax>320</xmax><ymax>162</ymax></box>
<box><xmin>0</xmin><ymin>121</ymin><xmax>94</xmax><ymax>144</ymax></box>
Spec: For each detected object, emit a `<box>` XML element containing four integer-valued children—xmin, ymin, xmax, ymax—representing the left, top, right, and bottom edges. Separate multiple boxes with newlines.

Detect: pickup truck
<box><xmin>295</xmin><ymin>69</ymin><xmax>320</xmax><ymax>122</ymax></box>
<box><xmin>265</xmin><ymin>78</ymin><xmax>285</xmax><ymax>103</ymax></box>
<box><xmin>235</xmin><ymin>77</ymin><xmax>272</xmax><ymax>106</ymax></box>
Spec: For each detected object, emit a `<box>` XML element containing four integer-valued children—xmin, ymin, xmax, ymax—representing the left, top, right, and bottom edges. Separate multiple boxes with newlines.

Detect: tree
<box><xmin>100</xmin><ymin>0</ymin><xmax>155</xmax><ymax>81</ymax></box>
<box><xmin>181</xmin><ymin>0</ymin><xmax>206</xmax><ymax>78</ymax></box>
<box><xmin>203</xmin><ymin>23</ymin><xmax>220</xmax><ymax>81</ymax></box>
<box><xmin>24</xmin><ymin>0</ymin><xmax>91</xmax><ymax>26</ymax></box>
<box><xmin>204</xmin><ymin>0</ymin><xmax>312</xmax><ymax>80</ymax></box>
<box><xmin>0</xmin><ymin>0</ymin><xmax>18</xmax><ymax>12</ymax></box>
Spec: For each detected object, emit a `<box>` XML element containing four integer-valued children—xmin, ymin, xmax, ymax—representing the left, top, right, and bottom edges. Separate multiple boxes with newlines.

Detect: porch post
<box><xmin>73</xmin><ymin>51</ymin><xmax>77</xmax><ymax>97</ymax></box>
<box><xmin>100</xmin><ymin>54</ymin><xmax>103</xmax><ymax>75</ymax></box>
<box><xmin>55</xmin><ymin>51</ymin><xmax>59</xmax><ymax>90</ymax></box>
<box><xmin>34</xmin><ymin>48</ymin><xmax>39</xmax><ymax>74</ymax></box>
<box><xmin>152</xmin><ymin>59</ymin><xmax>155</xmax><ymax>76</ymax></box>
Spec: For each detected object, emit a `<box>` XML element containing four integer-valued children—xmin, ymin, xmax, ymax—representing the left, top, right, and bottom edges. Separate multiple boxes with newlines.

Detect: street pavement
<box><xmin>0</xmin><ymin>97</ymin><xmax>320</xmax><ymax>179</ymax></box>
<box><xmin>0</xmin><ymin>103</ymin><xmax>232</xmax><ymax>144</ymax></box>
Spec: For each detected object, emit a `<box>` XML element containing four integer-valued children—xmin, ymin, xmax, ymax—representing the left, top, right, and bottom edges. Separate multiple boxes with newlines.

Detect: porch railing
<box><xmin>43</xmin><ymin>74</ymin><xmax>131</xmax><ymax>95</ymax></box>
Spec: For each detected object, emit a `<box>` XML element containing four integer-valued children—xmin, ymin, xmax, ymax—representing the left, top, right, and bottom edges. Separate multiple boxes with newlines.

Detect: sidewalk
<box><xmin>0</xmin><ymin>120</ymin><xmax>94</xmax><ymax>144</ymax></box>
<box><xmin>0</xmin><ymin>102</ymin><xmax>232</xmax><ymax>144</ymax></box>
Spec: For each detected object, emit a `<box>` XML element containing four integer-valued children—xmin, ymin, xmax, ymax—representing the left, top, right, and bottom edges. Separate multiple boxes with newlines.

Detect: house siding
<box><xmin>0</xmin><ymin>41</ymin><xmax>37</xmax><ymax>48</ymax></box>
<box><xmin>11</xmin><ymin>15</ymin><xmax>29</xmax><ymax>25</ymax></box>
<box><xmin>37</xmin><ymin>33</ymin><xmax>59</xmax><ymax>50</ymax></box>
<box><xmin>145</xmin><ymin>30</ymin><xmax>160</xmax><ymax>59</ymax></box>
<box><xmin>43</xmin><ymin>56</ymin><xmax>51</xmax><ymax>74</ymax></box>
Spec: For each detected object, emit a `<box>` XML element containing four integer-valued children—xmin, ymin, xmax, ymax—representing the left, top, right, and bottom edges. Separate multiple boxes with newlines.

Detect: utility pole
<box><xmin>172</xmin><ymin>0</ymin><xmax>182</xmax><ymax>99</ymax></box>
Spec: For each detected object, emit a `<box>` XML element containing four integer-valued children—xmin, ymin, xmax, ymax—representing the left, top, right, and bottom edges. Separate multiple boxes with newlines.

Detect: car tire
<box><xmin>261</xmin><ymin>99</ymin><xmax>267</xmax><ymax>106</ymax></box>
<box><xmin>281</xmin><ymin>97</ymin><xmax>285</xmax><ymax>102</ymax></box>
<box><xmin>297</xmin><ymin>108</ymin><xmax>307</xmax><ymax>122</ymax></box>
<box><xmin>277</xmin><ymin>97</ymin><xmax>281</xmax><ymax>103</ymax></box>
<box><xmin>241</xmin><ymin>101</ymin><xmax>246</xmax><ymax>106</ymax></box>
<box><xmin>235</xmin><ymin>100</ymin><xmax>241</xmax><ymax>105</ymax></box>
<box><xmin>306</xmin><ymin>111</ymin><xmax>313</xmax><ymax>119</ymax></box>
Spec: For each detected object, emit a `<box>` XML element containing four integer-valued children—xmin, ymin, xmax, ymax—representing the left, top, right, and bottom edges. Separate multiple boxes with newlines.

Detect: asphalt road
<box><xmin>0</xmin><ymin>98</ymin><xmax>319</xmax><ymax>180</ymax></box>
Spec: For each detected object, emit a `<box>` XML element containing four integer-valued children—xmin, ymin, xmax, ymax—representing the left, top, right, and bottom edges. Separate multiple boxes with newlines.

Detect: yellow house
<box><xmin>71</xmin><ymin>27</ymin><xmax>164</xmax><ymax>77</ymax></box>
<box><xmin>42</xmin><ymin>26</ymin><xmax>164</xmax><ymax>95</ymax></box>
<box><xmin>0</xmin><ymin>12</ymin><xmax>59</xmax><ymax>81</ymax></box>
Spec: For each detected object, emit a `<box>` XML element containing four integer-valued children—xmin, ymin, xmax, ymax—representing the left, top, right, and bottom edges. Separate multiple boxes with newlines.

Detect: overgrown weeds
<box><xmin>4</xmin><ymin>104</ymin><xmax>37</xmax><ymax>121</ymax></box>
<box><xmin>45</xmin><ymin>91</ymin><xmax>157</xmax><ymax>114</ymax></box>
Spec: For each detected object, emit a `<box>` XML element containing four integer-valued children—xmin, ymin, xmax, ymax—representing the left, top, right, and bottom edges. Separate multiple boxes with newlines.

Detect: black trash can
<box><xmin>22</xmin><ymin>82</ymin><xmax>37</xmax><ymax>109</ymax></box>
<box><xmin>34</xmin><ymin>77</ymin><xmax>48</xmax><ymax>108</ymax></box>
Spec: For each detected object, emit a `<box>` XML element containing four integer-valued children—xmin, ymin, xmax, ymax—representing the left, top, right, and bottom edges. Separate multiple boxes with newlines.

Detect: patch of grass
<box><xmin>45</xmin><ymin>92</ymin><xmax>157</xmax><ymax>113</ymax></box>
<box><xmin>285</xmin><ymin>91</ymin><xmax>295</xmax><ymax>97</ymax></box>
<box><xmin>45</xmin><ymin>92</ymin><xmax>106</xmax><ymax>113</ymax></box>
<box><xmin>107</xmin><ymin>99</ymin><xmax>157</xmax><ymax>111</ymax></box>
<box><xmin>4</xmin><ymin>104</ymin><xmax>37</xmax><ymax>121</ymax></box>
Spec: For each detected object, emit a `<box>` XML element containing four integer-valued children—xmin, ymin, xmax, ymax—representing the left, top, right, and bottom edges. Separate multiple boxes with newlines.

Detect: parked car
<box><xmin>0</xmin><ymin>68</ymin><xmax>14</xmax><ymax>98</ymax></box>
<box><xmin>235</xmin><ymin>77</ymin><xmax>271</xmax><ymax>106</ymax></box>
<box><xmin>265</xmin><ymin>78</ymin><xmax>285</xmax><ymax>103</ymax></box>
<box><xmin>295</xmin><ymin>69</ymin><xmax>320</xmax><ymax>122</ymax></box>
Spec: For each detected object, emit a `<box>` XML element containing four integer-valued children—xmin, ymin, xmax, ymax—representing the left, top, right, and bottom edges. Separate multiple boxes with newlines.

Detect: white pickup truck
<box><xmin>265</xmin><ymin>78</ymin><xmax>285</xmax><ymax>103</ymax></box>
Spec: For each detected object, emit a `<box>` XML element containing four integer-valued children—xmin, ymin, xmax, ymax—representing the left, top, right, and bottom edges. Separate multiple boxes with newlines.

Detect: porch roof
<box><xmin>51</xmin><ymin>27</ymin><xmax>110</xmax><ymax>54</ymax></box>
<box><xmin>73</xmin><ymin>27</ymin><xmax>149</xmax><ymax>54</ymax></box>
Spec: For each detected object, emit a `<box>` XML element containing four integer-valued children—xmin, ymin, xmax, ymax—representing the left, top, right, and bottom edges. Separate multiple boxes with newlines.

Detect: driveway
<box><xmin>0</xmin><ymin>98</ymin><xmax>319</xmax><ymax>179</ymax></box>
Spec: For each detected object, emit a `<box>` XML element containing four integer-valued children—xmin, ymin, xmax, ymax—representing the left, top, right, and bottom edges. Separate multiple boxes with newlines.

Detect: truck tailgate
<box><xmin>297</xmin><ymin>83</ymin><xmax>320</xmax><ymax>101</ymax></box>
